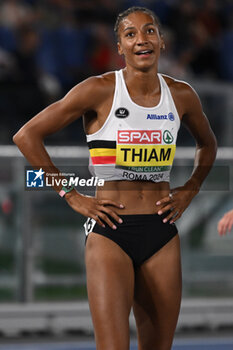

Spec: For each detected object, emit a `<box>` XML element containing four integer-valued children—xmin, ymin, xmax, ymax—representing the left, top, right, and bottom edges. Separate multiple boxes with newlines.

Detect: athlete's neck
<box><xmin>123</xmin><ymin>67</ymin><xmax>160</xmax><ymax>96</ymax></box>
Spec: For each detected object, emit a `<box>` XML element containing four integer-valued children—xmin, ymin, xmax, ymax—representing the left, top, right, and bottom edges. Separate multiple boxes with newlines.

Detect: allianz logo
<box><xmin>147</xmin><ymin>112</ymin><xmax>175</xmax><ymax>121</ymax></box>
<box><xmin>147</xmin><ymin>114</ymin><xmax>167</xmax><ymax>120</ymax></box>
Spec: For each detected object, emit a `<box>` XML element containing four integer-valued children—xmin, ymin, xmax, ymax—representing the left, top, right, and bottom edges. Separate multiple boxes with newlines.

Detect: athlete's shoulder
<box><xmin>65</xmin><ymin>71</ymin><xmax>116</xmax><ymax>110</ymax></box>
<box><xmin>162</xmin><ymin>74</ymin><xmax>194</xmax><ymax>93</ymax></box>
<box><xmin>87</xmin><ymin>71</ymin><xmax>116</xmax><ymax>90</ymax></box>
<box><xmin>161</xmin><ymin>73</ymin><xmax>199</xmax><ymax>100</ymax></box>
<box><xmin>161</xmin><ymin>74</ymin><xmax>203</xmax><ymax>117</ymax></box>
<box><xmin>80</xmin><ymin>71</ymin><xmax>115</xmax><ymax>103</ymax></box>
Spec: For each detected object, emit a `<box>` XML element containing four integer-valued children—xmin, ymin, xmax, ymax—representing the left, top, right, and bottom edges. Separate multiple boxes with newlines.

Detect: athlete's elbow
<box><xmin>13</xmin><ymin>128</ymin><xmax>25</xmax><ymax>147</ymax></box>
<box><xmin>13</xmin><ymin>127</ymin><xmax>40</xmax><ymax>151</ymax></box>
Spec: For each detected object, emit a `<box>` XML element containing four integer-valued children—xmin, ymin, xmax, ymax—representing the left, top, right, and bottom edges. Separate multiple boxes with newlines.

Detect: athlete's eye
<box><xmin>147</xmin><ymin>28</ymin><xmax>155</xmax><ymax>34</ymax></box>
<box><xmin>125</xmin><ymin>32</ymin><xmax>135</xmax><ymax>38</ymax></box>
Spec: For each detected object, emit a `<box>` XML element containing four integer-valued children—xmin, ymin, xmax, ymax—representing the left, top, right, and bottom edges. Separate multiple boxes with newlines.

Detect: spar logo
<box><xmin>118</xmin><ymin>130</ymin><xmax>162</xmax><ymax>144</ymax></box>
<box><xmin>163</xmin><ymin>130</ymin><xmax>174</xmax><ymax>144</ymax></box>
<box><xmin>116</xmin><ymin>130</ymin><xmax>175</xmax><ymax>166</ymax></box>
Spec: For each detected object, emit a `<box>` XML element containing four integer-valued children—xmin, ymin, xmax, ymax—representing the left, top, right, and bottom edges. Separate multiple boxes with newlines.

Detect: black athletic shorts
<box><xmin>84</xmin><ymin>212</ymin><xmax>178</xmax><ymax>268</ymax></box>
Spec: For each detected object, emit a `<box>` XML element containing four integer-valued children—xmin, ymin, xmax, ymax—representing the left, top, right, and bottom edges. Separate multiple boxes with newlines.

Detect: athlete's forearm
<box><xmin>184</xmin><ymin>140</ymin><xmax>217</xmax><ymax>192</ymax></box>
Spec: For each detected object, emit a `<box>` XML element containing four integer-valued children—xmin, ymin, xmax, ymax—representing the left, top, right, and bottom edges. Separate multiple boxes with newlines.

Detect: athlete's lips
<box><xmin>135</xmin><ymin>49</ymin><xmax>153</xmax><ymax>55</ymax></box>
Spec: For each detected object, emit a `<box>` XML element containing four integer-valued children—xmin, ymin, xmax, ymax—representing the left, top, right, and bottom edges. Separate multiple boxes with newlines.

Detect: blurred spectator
<box><xmin>93</xmin><ymin>0</ymin><xmax>118</xmax><ymax>24</ymax></box>
<box><xmin>218</xmin><ymin>9</ymin><xmax>233</xmax><ymax>81</ymax></box>
<box><xmin>218</xmin><ymin>209</ymin><xmax>233</xmax><ymax>236</ymax></box>
<box><xmin>50</xmin><ymin>12</ymin><xmax>91</xmax><ymax>89</ymax></box>
<box><xmin>0</xmin><ymin>48</ymin><xmax>17</xmax><ymax>82</ymax></box>
<box><xmin>197</xmin><ymin>0</ymin><xmax>222</xmax><ymax>37</ymax></box>
<box><xmin>90</xmin><ymin>23</ymin><xmax>124</xmax><ymax>75</ymax></box>
<box><xmin>189</xmin><ymin>19</ymin><xmax>219</xmax><ymax>78</ymax></box>
<box><xmin>14</xmin><ymin>25</ymin><xmax>40</xmax><ymax>84</ymax></box>
<box><xmin>167</xmin><ymin>0</ymin><xmax>197</xmax><ymax>53</ymax></box>
<box><xmin>0</xmin><ymin>24</ymin><xmax>46</xmax><ymax>142</ymax></box>
<box><xmin>187</xmin><ymin>0</ymin><xmax>221</xmax><ymax>78</ymax></box>
<box><xmin>0</xmin><ymin>25</ymin><xmax>16</xmax><ymax>52</ymax></box>
<box><xmin>0</xmin><ymin>0</ymin><xmax>35</xmax><ymax>29</ymax></box>
<box><xmin>158</xmin><ymin>28</ymin><xmax>192</xmax><ymax>80</ymax></box>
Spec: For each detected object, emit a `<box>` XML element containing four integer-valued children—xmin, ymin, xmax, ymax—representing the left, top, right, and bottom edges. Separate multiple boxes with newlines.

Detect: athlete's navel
<box><xmin>138</xmin><ymin>190</ymin><xmax>144</xmax><ymax>200</ymax></box>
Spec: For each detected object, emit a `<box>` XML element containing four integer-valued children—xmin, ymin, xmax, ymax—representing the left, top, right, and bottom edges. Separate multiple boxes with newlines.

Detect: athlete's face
<box><xmin>117</xmin><ymin>12</ymin><xmax>165</xmax><ymax>71</ymax></box>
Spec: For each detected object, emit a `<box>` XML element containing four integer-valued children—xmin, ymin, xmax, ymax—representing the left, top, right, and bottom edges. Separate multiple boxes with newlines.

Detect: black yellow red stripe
<box><xmin>88</xmin><ymin>140</ymin><xmax>116</xmax><ymax>165</ymax></box>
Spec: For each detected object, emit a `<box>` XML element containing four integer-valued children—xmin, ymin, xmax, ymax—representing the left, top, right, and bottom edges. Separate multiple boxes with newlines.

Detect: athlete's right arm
<box><xmin>13</xmin><ymin>76</ymin><xmax>124</xmax><ymax>229</ymax></box>
<box><xmin>13</xmin><ymin>76</ymin><xmax>106</xmax><ymax>164</ymax></box>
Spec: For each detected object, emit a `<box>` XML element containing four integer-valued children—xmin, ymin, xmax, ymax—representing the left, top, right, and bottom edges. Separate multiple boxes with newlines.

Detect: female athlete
<box><xmin>13</xmin><ymin>7</ymin><xmax>217</xmax><ymax>350</ymax></box>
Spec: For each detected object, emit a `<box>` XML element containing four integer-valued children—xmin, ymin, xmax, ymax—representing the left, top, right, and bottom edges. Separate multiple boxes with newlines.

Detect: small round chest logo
<box><xmin>115</xmin><ymin>107</ymin><xmax>129</xmax><ymax>118</ymax></box>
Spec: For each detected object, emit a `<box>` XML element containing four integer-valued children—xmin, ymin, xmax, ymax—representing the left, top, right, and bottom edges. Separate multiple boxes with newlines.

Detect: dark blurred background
<box><xmin>0</xmin><ymin>0</ymin><xmax>233</xmax><ymax>145</ymax></box>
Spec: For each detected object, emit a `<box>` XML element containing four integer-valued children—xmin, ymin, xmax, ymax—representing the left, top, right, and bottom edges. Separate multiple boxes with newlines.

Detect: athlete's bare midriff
<box><xmin>96</xmin><ymin>180</ymin><xmax>170</xmax><ymax>214</ymax></box>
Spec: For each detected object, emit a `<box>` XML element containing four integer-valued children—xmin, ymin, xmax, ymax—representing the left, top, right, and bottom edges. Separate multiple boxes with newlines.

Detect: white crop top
<box><xmin>86</xmin><ymin>69</ymin><xmax>180</xmax><ymax>183</ymax></box>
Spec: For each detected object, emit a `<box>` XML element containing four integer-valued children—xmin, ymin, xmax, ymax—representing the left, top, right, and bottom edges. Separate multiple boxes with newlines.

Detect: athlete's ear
<box><xmin>117</xmin><ymin>41</ymin><xmax>123</xmax><ymax>55</ymax></box>
<box><xmin>160</xmin><ymin>35</ymin><xmax>165</xmax><ymax>51</ymax></box>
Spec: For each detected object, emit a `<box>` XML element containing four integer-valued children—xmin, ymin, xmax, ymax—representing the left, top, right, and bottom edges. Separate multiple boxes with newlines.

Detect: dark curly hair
<box><xmin>114</xmin><ymin>6</ymin><xmax>162</xmax><ymax>41</ymax></box>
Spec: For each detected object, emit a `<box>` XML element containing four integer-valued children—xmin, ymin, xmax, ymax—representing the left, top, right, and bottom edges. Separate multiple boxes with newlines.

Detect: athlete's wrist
<box><xmin>63</xmin><ymin>188</ymin><xmax>77</xmax><ymax>200</ymax></box>
<box><xmin>58</xmin><ymin>183</ymin><xmax>76</xmax><ymax>201</ymax></box>
<box><xmin>184</xmin><ymin>178</ymin><xmax>200</xmax><ymax>194</ymax></box>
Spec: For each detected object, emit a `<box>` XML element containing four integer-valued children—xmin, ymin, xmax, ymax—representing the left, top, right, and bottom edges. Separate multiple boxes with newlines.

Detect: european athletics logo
<box><xmin>26</xmin><ymin>168</ymin><xmax>45</xmax><ymax>188</ymax></box>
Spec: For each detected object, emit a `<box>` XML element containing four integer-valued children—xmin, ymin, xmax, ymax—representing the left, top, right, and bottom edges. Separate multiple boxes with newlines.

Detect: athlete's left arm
<box><xmin>156</xmin><ymin>82</ymin><xmax>217</xmax><ymax>223</ymax></box>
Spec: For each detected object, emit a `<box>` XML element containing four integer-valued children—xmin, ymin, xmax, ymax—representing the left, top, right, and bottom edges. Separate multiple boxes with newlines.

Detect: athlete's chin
<box><xmin>125</xmin><ymin>57</ymin><xmax>158</xmax><ymax>73</ymax></box>
<box><xmin>135</xmin><ymin>62</ymin><xmax>156</xmax><ymax>72</ymax></box>
<box><xmin>132</xmin><ymin>59</ymin><xmax>157</xmax><ymax>72</ymax></box>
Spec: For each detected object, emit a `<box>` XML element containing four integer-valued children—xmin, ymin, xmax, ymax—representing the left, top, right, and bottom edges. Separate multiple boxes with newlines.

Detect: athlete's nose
<box><xmin>136</xmin><ymin>31</ymin><xmax>148</xmax><ymax>46</ymax></box>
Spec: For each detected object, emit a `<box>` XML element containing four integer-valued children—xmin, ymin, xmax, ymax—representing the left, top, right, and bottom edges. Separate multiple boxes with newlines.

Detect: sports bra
<box><xmin>86</xmin><ymin>69</ymin><xmax>180</xmax><ymax>183</ymax></box>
